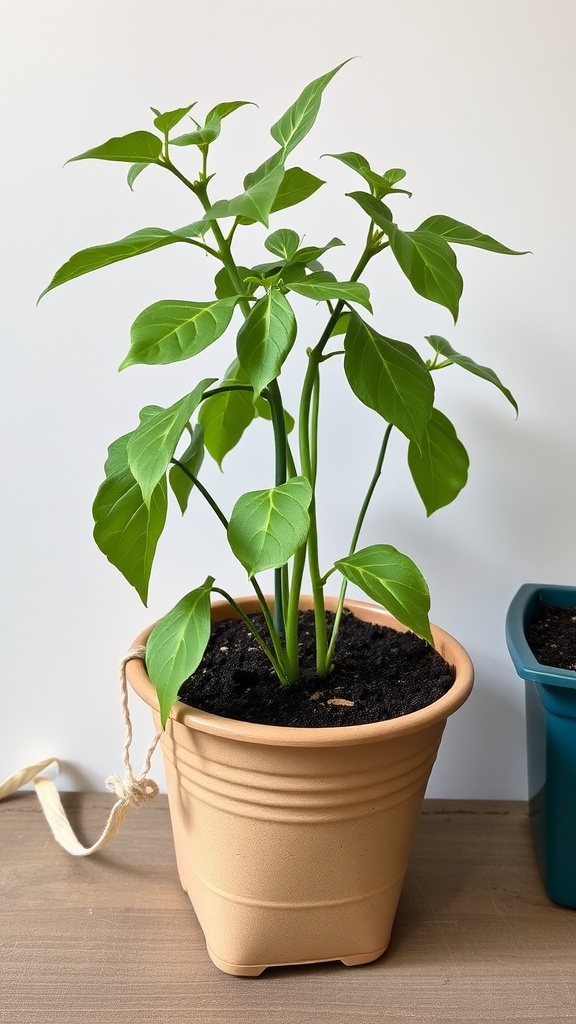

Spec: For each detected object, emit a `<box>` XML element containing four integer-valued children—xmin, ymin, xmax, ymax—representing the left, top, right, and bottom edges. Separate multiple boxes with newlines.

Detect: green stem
<box><xmin>170</xmin><ymin>459</ymin><xmax>228</xmax><ymax>529</ymax></box>
<box><xmin>284</xmin><ymin>244</ymin><xmax>380</xmax><ymax>678</ymax></box>
<box><xmin>325</xmin><ymin>423</ymin><xmax>394</xmax><ymax>671</ymax></box>
<box><xmin>210</xmin><ymin>587</ymin><xmax>286</xmax><ymax>681</ymax></box>
<box><xmin>263</xmin><ymin>379</ymin><xmax>288</xmax><ymax>637</ymax></box>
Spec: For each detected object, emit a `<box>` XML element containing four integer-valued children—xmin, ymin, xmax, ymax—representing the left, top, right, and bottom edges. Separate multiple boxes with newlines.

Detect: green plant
<box><xmin>41</xmin><ymin>61</ymin><xmax>525</xmax><ymax>725</ymax></box>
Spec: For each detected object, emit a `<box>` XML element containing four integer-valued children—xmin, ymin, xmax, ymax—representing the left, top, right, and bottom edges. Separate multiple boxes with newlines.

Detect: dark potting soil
<box><xmin>526</xmin><ymin>605</ymin><xmax>576</xmax><ymax>671</ymax></box>
<box><xmin>177</xmin><ymin>610</ymin><xmax>456</xmax><ymax>728</ymax></box>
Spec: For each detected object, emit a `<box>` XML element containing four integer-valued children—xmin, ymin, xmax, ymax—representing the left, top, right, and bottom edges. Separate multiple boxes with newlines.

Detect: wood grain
<box><xmin>1</xmin><ymin>795</ymin><xmax>576</xmax><ymax>1023</ymax></box>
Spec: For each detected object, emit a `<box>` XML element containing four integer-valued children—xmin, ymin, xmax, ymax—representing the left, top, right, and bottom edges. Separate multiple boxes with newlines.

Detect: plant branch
<box><xmin>325</xmin><ymin>423</ymin><xmax>394</xmax><ymax>671</ymax></box>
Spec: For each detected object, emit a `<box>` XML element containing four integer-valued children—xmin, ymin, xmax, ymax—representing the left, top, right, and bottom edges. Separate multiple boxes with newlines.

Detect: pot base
<box><xmin>206</xmin><ymin>944</ymin><xmax>388</xmax><ymax>977</ymax></box>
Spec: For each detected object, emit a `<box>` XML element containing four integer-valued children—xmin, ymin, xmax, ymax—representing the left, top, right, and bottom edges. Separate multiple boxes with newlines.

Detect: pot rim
<box><xmin>126</xmin><ymin>597</ymin><xmax>474</xmax><ymax>747</ymax></box>
<box><xmin>506</xmin><ymin>583</ymin><xmax>576</xmax><ymax>689</ymax></box>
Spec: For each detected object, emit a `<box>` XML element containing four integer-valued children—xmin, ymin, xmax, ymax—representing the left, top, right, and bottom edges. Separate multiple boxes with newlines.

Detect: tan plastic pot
<box><xmin>127</xmin><ymin>597</ymin><xmax>473</xmax><ymax>976</ymax></box>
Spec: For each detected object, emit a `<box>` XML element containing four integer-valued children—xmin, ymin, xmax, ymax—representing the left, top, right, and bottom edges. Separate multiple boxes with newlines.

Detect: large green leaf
<box><xmin>270</xmin><ymin>167</ymin><xmax>325</xmax><ymax>212</ymax></box>
<box><xmin>228</xmin><ymin>477</ymin><xmax>312</xmax><ymax>576</ymax></box>
<box><xmin>270</xmin><ymin>60</ymin><xmax>351</xmax><ymax>156</ymax></box>
<box><xmin>146</xmin><ymin>577</ymin><xmax>214</xmax><ymax>727</ymax></box>
<box><xmin>237</xmin><ymin>291</ymin><xmax>297</xmax><ymax>397</ymax></box>
<box><xmin>388</xmin><ymin>227</ymin><xmax>463</xmax><ymax>322</ymax></box>
<box><xmin>38</xmin><ymin>227</ymin><xmax>193</xmax><ymax>300</ymax></box>
<box><xmin>67</xmin><ymin>131</ymin><xmax>162</xmax><ymax>165</ymax></box>
<box><xmin>127</xmin><ymin>379</ymin><xmax>216</xmax><ymax>505</ymax></box>
<box><xmin>198</xmin><ymin>363</ymin><xmax>255</xmax><ymax>468</ymax></box>
<box><xmin>92</xmin><ymin>430</ymin><xmax>167</xmax><ymax>604</ymax></box>
<box><xmin>426</xmin><ymin>335</ymin><xmax>518</xmax><ymax>414</ymax></box>
<box><xmin>418</xmin><ymin>215</ymin><xmax>528</xmax><ymax>256</ymax></box>
<box><xmin>408</xmin><ymin>409</ymin><xmax>469</xmax><ymax>516</ymax></box>
<box><xmin>121</xmin><ymin>296</ymin><xmax>238</xmax><ymax>368</ymax></box>
<box><xmin>335</xmin><ymin>545</ymin><xmax>432</xmax><ymax>643</ymax></box>
<box><xmin>243</xmin><ymin>150</ymin><xmax>285</xmax><ymax>191</ymax></box>
<box><xmin>169</xmin><ymin>424</ymin><xmax>205</xmax><ymax>513</ymax></box>
<box><xmin>151</xmin><ymin>104</ymin><xmax>195</xmax><ymax>135</ymax></box>
<box><xmin>344</xmin><ymin>314</ymin><xmax>434</xmax><ymax>444</ymax></box>
<box><xmin>205</xmin><ymin>162</ymin><xmax>285</xmax><ymax>228</ymax></box>
<box><xmin>290</xmin><ymin>275</ymin><xmax>372</xmax><ymax>312</ymax></box>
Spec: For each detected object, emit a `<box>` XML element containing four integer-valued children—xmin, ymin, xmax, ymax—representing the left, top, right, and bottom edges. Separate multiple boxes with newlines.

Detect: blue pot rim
<box><xmin>506</xmin><ymin>584</ymin><xmax>576</xmax><ymax>689</ymax></box>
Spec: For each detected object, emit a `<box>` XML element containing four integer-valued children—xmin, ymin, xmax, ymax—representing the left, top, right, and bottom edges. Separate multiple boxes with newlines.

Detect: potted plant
<box><xmin>506</xmin><ymin>584</ymin><xmax>576</xmax><ymax>908</ymax></box>
<box><xmin>41</xmin><ymin>60</ymin><xmax>524</xmax><ymax>975</ymax></box>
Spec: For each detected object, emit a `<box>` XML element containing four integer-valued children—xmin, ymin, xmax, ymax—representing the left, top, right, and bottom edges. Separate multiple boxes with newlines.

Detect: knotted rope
<box><xmin>0</xmin><ymin>646</ymin><xmax>162</xmax><ymax>856</ymax></box>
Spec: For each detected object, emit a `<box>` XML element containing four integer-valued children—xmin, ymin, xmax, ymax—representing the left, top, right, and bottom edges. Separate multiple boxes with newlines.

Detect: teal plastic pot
<box><xmin>506</xmin><ymin>584</ymin><xmax>576</xmax><ymax>908</ymax></box>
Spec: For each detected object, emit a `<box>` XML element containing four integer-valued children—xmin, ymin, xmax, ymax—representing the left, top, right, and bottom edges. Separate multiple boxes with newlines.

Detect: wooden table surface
<box><xmin>2</xmin><ymin>794</ymin><xmax>576</xmax><ymax>1023</ymax></box>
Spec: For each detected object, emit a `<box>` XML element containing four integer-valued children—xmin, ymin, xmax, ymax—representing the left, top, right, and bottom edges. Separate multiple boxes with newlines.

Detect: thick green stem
<box><xmin>263</xmin><ymin>379</ymin><xmax>288</xmax><ymax>637</ymax></box>
<box><xmin>284</xmin><ymin>244</ymin><xmax>379</xmax><ymax>678</ymax></box>
<box><xmin>325</xmin><ymin>423</ymin><xmax>394</xmax><ymax>671</ymax></box>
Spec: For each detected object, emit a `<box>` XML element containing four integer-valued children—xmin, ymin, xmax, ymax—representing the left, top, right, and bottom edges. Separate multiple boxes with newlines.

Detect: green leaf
<box><xmin>173</xmin><ymin>219</ymin><xmax>210</xmax><ymax>238</ymax></box>
<box><xmin>67</xmin><ymin>131</ymin><xmax>162</xmax><ymax>165</ymax></box>
<box><xmin>329</xmin><ymin>311</ymin><xmax>350</xmax><ymax>337</ymax></box>
<box><xmin>290</xmin><ymin>237</ymin><xmax>344</xmax><ymax>265</ymax></box>
<box><xmin>418</xmin><ymin>215</ymin><xmax>528</xmax><ymax>256</ymax></box>
<box><xmin>265</xmin><ymin>228</ymin><xmax>300</xmax><ymax>261</ymax></box>
<box><xmin>426</xmin><ymin>335</ymin><xmax>518</xmax><ymax>414</ymax></box>
<box><xmin>290</xmin><ymin>275</ymin><xmax>372</xmax><ymax>312</ymax></box>
<box><xmin>169</xmin><ymin>424</ymin><xmax>205</xmax><ymax>513</ymax></box>
<box><xmin>146</xmin><ymin>577</ymin><xmax>214</xmax><ymax>727</ymax></box>
<box><xmin>270</xmin><ymin>59</ymin><xmax>351</xmax><ymax>156</ymax></box>
<box><xmin>335</xmin><ymin>545</ymin><xmax>432</xmax><ymax>643</ymax></box>
<box><xmin>383</xmin><ymin>168</ymin><xmax>407</xmax><ymax>186</ymax></box>
<box><xmin>198</xmin><ymin>364</ymin><xmax>255</xmax><ymax>468</ymax></box>
<box><xmin>151</xmin><ymin>104</ymin><xmax>195</xmax><ymax>134</ymax></box>
<box><xmin>347</xmin><ymin>190</ymin><xmax>395</xmax><ymax>229</ymax></box>
<box><xmin>348</xmin><ymin>193</ymin><xmax>463</xmax><ymax>320</ymax></box>
<box><xmin>237</xmin><ymin>291</ymin><xmax>297</xmax><ymax>397</ymax></box>
<box><xmin>343</xmin><ymin>313</ymin><xmax>434</xmax><ymax>444</ymax></box>
<box><xmin>228</xmin><ymin>477</ymin><xmax>312</xmax><ymax>576</ymax></box>
<box><xmin>38</xmin><ymin>226</ymin><xmax>192</xmax><ymax>301</ymax></box>
<box><xmin>205</xmin><ymin>162</ymin><xmax>285</xmax><ymax>228</ymax></box>
<box><xmin>388</xmin><ymin>227</ymin><xmax>463</xmax><ymax>322</ymax></box>
<box><xmin>243</xmin><ymin>150</ymin><xmax>285</xmax><ymax>191</ymax></box>
<box><xmin>205</xmin><ymin>100</ymin><xmax>255</xmax><ymax>123</ymax></box>
<box><xmin>121</xmin><ymin>296</ymin><xmax>238</xmax><ymax>368</ymax></box>
<box><xmin>92</xmin><ymin>430</ymin><xmax>167</xmax><ymax>604</ymax></box>
<box><xmin>408</xmin><ymin>409</ymin><xmax>469</xmax><ymax>516</ymax></box>
<box><xmin>171</xmin><ymin>125</ymin><xmax>221</xmax><ymax>147</ymax></box>
<box><xmin>127</xmin><ymin>379</ymin><xmax>216</xmax><ymax>505</ymax></box>
<box><xmin>127</xmin><ymin>163</ymin><xmax>149</xmax><ymax>190</ymax></box>
<box><xmin>270</xmin><ymin>167</ymin><xmax>325</xmax><ymax>213</ymax></box>
<box><xmin>325</xmin><ymin>151</ymin><xmax>372</xmax><ymax>179</ymax></box>
<box><xmin>213</xmin><ymin>265</ymin><xmax>254</xmax><ymax>299</ymax></box>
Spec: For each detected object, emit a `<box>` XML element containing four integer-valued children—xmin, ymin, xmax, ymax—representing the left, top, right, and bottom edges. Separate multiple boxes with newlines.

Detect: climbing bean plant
<box><xmin>41</xmin><ymin>61</ymin><xmax>525</xmax><ymax>725</ymax></box>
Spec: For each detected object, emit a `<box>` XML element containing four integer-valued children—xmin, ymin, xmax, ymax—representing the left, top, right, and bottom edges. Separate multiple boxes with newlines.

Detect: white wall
<box><xmin>1</xmin><ymin>0</ymin><xmax>574</xmax><ymax>798</ymax></box>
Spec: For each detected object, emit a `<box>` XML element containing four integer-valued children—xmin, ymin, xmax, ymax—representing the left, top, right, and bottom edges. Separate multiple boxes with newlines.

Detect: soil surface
<box><xmin>178</xmin><ymin>609</ymin><xmax>455</xmax><ymax>728</ymax></box>
<box><xmin>526</xmin><ymin>605</ymin><xmax>576</xmax><ymax>671</ymax></box>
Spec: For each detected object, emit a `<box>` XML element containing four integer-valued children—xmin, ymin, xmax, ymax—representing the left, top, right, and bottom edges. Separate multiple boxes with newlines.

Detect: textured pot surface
<box><xmin>128</xmin><ymin>597</ymin><xmax>474</xmax><ymax>975</ymax></box>
<box><xmin>506</xmin><ymin>584</ymin><xmax>576</xmax><ymax>908</ymax></box>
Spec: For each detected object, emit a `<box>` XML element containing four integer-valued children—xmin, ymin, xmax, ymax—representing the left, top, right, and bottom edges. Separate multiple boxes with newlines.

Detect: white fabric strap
<box><xmin>0</xmin><ymin>647</ymin><xmax>161</xmax><ymax>856</ymax></box>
